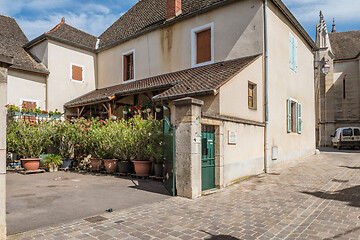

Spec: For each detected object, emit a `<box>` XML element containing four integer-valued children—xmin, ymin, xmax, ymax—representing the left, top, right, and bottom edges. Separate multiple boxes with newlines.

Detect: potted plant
<box><xmin>21</xmin><ymin>104</ymin><xmax>36</xmax><ymax>117</ymax></box>
<box><xmin>6</xmin><ymin>121</ymin><xmax>53</xmax><ymax>171</ymax></box>
<box><xmin>97</xmin><ymin>122</ymin><xmax>118</xmax><ymax>173</ymax></box>
<box><xmin>49</xmin><ymin>109</ymin><xmax>62</xmax><ymax>119</ymax></box>
<box><xmin>130</xmin><ymin>116</ymin><xmax>159</xmax><ymax>176</ymax></box>
<box><xmin>53</xmin><ymin>121</ymin><xmax>74</xmax><ymax>169</ymax></box>
<box><xmin>43</xmin><ymin>154</ymin><xmax>63</xmax><ymax>172</ymax></box>
<box><xmin>38</xmin><ymin>109</ymin><xmax>49</xmax><ymax>118</ymax></box>
<box><xmin>114</xmin><ymin>120</ymin><xmax>134</xmax><ymax>174</ymax></box>
<box><xmin>6</xmin><ymin>104</ymin><xmax>20</xmax><ymax>117</ymax></box>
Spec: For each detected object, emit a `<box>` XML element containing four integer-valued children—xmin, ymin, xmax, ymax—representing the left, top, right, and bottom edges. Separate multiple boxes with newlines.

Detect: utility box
<box><xmin>272</xmin><ymin>146</ymin><xmax>278</xmax><ymax>160</ymax></box>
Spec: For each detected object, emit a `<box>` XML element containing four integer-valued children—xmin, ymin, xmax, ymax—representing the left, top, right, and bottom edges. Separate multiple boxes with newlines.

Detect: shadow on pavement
<box><xmin>339</xmin><ymin>166</ymin><xmax>360</xmax><ymax>170</ymax></box>
<box><xmin>324</xmin><ymin>226</ymin><xmax>360</xmax><ymax>239</ymax></box>
<box><xmin>201</xmin><ymin>230</ymin><xmax>240</xmax><ymax>240</ymax></box>
<box><xmin>128</xmin><ymin>179</ymin><xmax>171</xmax><ymax>196</ymax></box>
<box><xmin>301</xmin><ymin>185</ymin><xmax>360</xmax><ymax>208</ymax></box>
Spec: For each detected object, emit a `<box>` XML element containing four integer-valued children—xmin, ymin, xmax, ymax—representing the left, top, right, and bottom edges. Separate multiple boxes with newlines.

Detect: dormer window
<box><xmin>123</xmin><ymin>50</ymin><xmax>135</xmax><ymax>82</ymax></box>
<box><xmin>191</xmin><ymin>23</ymin><xmax>214</xmax><ymax>67</ymax></box>
<box><xmin>71</xmin><ymin>64</ymin><xmax>84</xmax><ymax>82</ymax></box>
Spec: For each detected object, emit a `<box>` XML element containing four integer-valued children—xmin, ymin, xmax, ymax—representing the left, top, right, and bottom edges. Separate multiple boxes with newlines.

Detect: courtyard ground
<box><xmin>6</xmin><ymin>172</ymin><xmax>170</xmax><ymax>235</ymax></box>
<box><xmin>8</xmin><ymin>149</ymin><xmax>360</xmax><ymax>239</ymax></box>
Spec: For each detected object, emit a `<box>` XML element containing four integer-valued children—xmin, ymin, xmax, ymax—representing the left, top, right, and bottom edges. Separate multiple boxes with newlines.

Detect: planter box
<box><xmin>7</xmin><ymin>111</ymin><xmax>20</xmax><ymax>117</ymax></box>
<box><xmin>22</xmin><ymin>112</ymin><xmax>36</xmax><ymax>117</ymax></box>
<box><xmin>37</xmin><ymin>113</ymin><xmax>49</xmax><ymax>118</ymax></box>
<box><xmin>50</xmin><ymin>114</ymin><xmax>62</xmax><ymax>119</ymax></box>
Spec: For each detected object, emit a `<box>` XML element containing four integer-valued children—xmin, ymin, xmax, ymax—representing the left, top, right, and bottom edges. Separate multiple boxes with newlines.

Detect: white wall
<box><xmin>7</xmin><ymin>70</ymin><xmax>46</xmax><ymax>110</ymax></box>
<box><xmin>46</xmin><ymin>40</ymin><xmax>96</xmax><ymax>111</ymax></box>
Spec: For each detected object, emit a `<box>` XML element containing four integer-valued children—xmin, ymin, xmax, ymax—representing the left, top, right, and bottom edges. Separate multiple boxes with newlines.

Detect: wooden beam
<box><xmin>108</xmin><ymin>102</ymin><xmax>112</xmax><ymax>120</ymax></box>
<box><xmin>79</xmin><ymin>106</ymin><xmax>85</xmax><ymax>116</ymax></box>
<box><xmin>102</xmin><ymin>103</ymin><xmax>109</xmax><ymax>112</ymax></box>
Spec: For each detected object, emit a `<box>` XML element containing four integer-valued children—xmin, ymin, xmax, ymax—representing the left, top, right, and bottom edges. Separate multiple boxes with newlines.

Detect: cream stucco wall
<box><xmin>219</xmin><ymin>56</ymin><xmax>264</xmax><ymax>122</ymax></box>
<box><xmin>7</xmin><ymin>70</ymin><xmax>47</xmax><ymax>109</ymax></box>
<box><xmin>37</xmin><ymin>40</ymin><xmax>96</xmax><ymax>112</ymax></box>
<box><xmin>98</xmin><ymin>0</ymin><xmax>264</xmax><ymax>88</ymax></box>
<box><xmin>267</xmin><ymin>1</ymin><xmax>315</xmax><ymax>166</ymax></box>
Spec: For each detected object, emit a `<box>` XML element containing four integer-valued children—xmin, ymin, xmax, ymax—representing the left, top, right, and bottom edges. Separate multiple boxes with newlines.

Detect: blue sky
<box><xmin>0</xmin><ymin>0</ymin><xmax>358</xmax><ymax>41</ymax></box>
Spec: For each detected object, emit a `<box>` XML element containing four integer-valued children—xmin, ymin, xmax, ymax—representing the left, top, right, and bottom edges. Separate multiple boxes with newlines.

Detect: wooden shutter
<box><xmin>123</xmin><ymin>53</ymin><xmax>134</xmax><ymax>81</ymax></box>
<box><xmin>297</xmin><ymin>102</ymin><xmax>302</xmax><ymax>134</ymax></box>
<box><xmin>248</xmin><ymin>84</ymin><xmax>254</xmax><ymax>108</ymax></box>
<box><xmin>22</xmin><ymin>101</ymin><xmax>37</xmax><ymax>110</ymax></box>
<box><xmin>72</xmin><ymin>65</ymin><xmax>83</xmax><ymax>81</ymax></box>
<box><xmin>196</xmin><ymin>29</ymin><xmax>211</xmax><ymax>64</ymax></box>
<box><xmin>287</xmin><ymin>99</ymin><xmax>292</xmax><ymax>133</ymax></box>
<box><xmin>289</xmin><ymin>34</ymin><xmax>294</xmax><ymax>70</ymax></box>
<box><xmin>294</xmin><ymin>37</ymin><xmax>298</xmax><ymax>72</ymax></box>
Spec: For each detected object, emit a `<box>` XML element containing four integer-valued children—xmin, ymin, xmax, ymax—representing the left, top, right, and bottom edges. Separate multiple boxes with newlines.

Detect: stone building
<box><xmin>315</xmin><ymin>11</ymin><xmax>360</xmax><ymax>147</ymax></box>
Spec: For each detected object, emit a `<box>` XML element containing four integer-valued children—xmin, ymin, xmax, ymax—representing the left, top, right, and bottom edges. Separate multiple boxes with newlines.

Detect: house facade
<box><xmin>1</xmin><ymin>0</ymin><xmax>316</xmax><ymax>199</ymax></box>
<box><xmin>315</xmin><ymin>12</ymin><xmax>360</xmax><ymax>147</ymax></box>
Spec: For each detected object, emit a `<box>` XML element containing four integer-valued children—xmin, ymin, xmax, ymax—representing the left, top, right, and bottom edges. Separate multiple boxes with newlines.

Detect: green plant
<box><xmin>6</xmin><ymin>121</ymin><xmax>54</xmax><ymax>158</ymax></box>
<box><xmin>49</xmin><ymin>109</ymin><xmax>61</xmax><ymax>116</ymax></box>
<box><xmin>43</xmin><ymin>154</ymin><xmax>63</xmax><ymax>167</ymax></box>
<box><xmin>34</xmin><ymin>107</ymin><xmax>42</xmax><ymax>114</ymax></box>
<box><xmin>21</xmin><ymin>104</ymin><xmax>34</xmax><ymax>113</ymax></box>
<box><xmin>6</xmin><ymin>104</ymin><xmax>20</xmax><ymax>113</ymax></box>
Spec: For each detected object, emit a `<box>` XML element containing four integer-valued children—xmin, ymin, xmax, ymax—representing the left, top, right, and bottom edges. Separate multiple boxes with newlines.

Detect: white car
<box><xmin>331</xmin><ymin>127</ymin><xmax>360</xmax><ymax>150</ymax></box>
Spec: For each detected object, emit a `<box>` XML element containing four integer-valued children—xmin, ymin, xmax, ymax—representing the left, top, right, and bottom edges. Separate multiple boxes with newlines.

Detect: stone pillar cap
<box><xmin>173</xmin><ymin>97</ymin><xmax>204</xmax><ymax>106</ymax></box>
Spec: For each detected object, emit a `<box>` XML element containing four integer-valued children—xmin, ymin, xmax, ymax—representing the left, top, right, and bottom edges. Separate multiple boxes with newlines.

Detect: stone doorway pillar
<box><xmin>173</xmin><ymin>97</ymin><xmax>203</xmax><ymax>199</ymax></box>
<box><xmin>0</xmin><ymin>55</ymin><xmax>13</xmax><ymax>239</ymax></box>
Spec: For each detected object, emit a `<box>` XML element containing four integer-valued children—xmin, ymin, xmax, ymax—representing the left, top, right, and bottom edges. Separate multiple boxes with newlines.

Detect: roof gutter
<box><xmin>24</xmin><ymin>34</ymin><xmax>97</xmax><ymax>53</ymax></box>
<box><xmin>9</xmin><ymin>65</ymin><xmax>49</xmax><ymax>75</ymax></box>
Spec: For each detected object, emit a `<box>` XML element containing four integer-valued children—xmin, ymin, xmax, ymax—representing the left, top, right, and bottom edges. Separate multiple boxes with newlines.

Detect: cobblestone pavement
<box><xmin>9</xmin><ymin>151</ymin><xmax>360</xmax><ymax>240</ymax></box>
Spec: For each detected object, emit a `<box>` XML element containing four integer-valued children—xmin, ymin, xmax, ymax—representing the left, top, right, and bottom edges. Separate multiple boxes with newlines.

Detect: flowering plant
<box><xmin>49</xmin><ymin>109</ymin><xmax>61</xmax><ymax>116</ymax></box>
<box><xmin>21</xmin><ymin>104</ymin><xmax>35</xmax><ymax>113</ymax></box>
<box><xmin>6</xmin><ymin>104</ymin><xmax>20</xmax><ymax>113</ymax></box>
<box><xmin>34</xmin><ymin>107</ymin><xmax>42</xmax><ymax>114</ymax></box>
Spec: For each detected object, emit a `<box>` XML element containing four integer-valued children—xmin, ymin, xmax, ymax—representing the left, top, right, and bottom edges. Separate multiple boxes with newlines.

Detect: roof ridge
<box><xmin>0</xmin><ymin>14</ymin><xmax>15</xmax><ymax>20</ymax></box>
<box><xmin>45</xmin><ymin>17</ymin><xmax>65</xmax><ymax>34</ymax></box>
<box><xmin>63</xmin><ymin>23</ymin><xmax>98</xmax><ymax>39</ymax></box>
<box><xmin>329</xmin><ymin>29</ymin><xmax>360</xmax><ymax>34</ymax></box>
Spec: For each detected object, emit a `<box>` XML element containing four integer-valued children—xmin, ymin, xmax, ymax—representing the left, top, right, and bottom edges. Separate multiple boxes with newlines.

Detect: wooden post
<box><xmin>108</xmin><ymin>102</ymin><xmax>112</xmax><ymax>120</ymax></box>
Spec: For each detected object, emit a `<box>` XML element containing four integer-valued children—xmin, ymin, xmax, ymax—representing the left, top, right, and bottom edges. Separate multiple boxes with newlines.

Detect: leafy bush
<box><xmin>7</xmin><ymin>121</ymin><xmax>53</xmax><ymax>158</ymax></box>
<box><xmin>43</xmin><ymin>154</ymin><xmax>63</xmax><ymax>167</ymax></box>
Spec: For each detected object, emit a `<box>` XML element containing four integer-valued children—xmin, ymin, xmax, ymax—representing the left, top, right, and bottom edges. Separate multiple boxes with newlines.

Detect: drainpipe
<box><xmin>263</xmin><ymin>0</ymin><xmax>270</xmax><ymax>173</ymax></box>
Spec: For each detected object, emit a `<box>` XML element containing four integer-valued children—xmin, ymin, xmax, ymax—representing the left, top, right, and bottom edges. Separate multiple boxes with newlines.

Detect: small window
<box><xmin>248</xmin><ymin>82</ymin><xmax>257</xmax><ymax>109</ymax></box>
<box><xmin>343</xmin><ymin>129</ymin><xmax>353</xmax><ymax>137</ymax></box>
<box><xmin>196</xmin><ymin>29</ymin><xmax>211</xmax><ymax>64</ymax></box>
<box><xmin>354</xmin><ymin>129</ymin><xmax>360</xmax><ymax>136</ymax></box>
<box><xmin>123</xmin><ymin>51</ymin><xmax>134</xmax><ymax>81</ymax></box>
<box><xmin>71</xmin><ymin>65</ymin><xmax>83</xmax><ymax>82</ymax></box>
<box><xmin>191</xmin><ymin>23</ymin><xmax>214</xmax><ymax>67</ymax></box>
<box><xmin>287</xmin><ymin>98</ymin><xmax>302</xmax><ymax>134</ymax></box>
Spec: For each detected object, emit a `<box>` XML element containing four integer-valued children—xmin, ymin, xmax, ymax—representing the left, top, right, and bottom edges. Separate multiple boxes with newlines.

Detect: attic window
<box><xmin>71</xmin><ymin>64</ymin><xmax>84</xmax><ymax>82</ymax></box>
<box><xmin>123</xmin><ymin>50</ymin><xmax>135</xmax><ymax>82</ymax></box>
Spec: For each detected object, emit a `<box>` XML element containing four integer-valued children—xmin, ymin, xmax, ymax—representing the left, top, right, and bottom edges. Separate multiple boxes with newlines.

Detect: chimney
<box><xmin>167</xmin><ymin>0</ymin><xmax>182</xmax><ymax>20</ymax></box>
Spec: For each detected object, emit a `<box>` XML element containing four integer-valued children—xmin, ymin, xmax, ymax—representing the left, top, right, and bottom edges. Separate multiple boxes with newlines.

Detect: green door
<box><xmin>201</xmin><ymin>125</ymin><xmax>215</xmax><ymax>191</ymax></box>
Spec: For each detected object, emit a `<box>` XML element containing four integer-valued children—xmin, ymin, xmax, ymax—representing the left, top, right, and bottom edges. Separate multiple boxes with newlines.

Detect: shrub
<box><xmin>43</xmin><ymin>154</ymin><xmax>63</xmax><ymax>167</ymax></box>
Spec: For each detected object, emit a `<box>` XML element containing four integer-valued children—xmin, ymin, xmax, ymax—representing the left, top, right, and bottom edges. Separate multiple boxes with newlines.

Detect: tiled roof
<box><xmin>65</xmin><ymin>54</ymin><xmax>261</xmax><ymax>107</ymax></box>
<box><xmin>0</xmin><ymin>15</ymin><xmax>48</xmax><ymax>74</ymax></box>
<box><xmin>45</xmin><ymin>18</ymin><xmax>98</xmax><ymax>49</ymax></box>
<box><xmin>98</xmin><ymin>0</ymin><xmax>226</xmax><ymax>49</ymax></box>
<box><xmin>329</xmin><ymin>30</ymin><xmax>360</xmax><ymax>60</ymax></box>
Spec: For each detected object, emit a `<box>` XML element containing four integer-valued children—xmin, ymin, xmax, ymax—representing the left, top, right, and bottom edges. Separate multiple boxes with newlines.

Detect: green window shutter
<box><xmin>287</xmin><ymin>99</ymin><xmax>292</xmax><ymax>133</ymax></box>
<box><xmin>297</xmin><ymin>102</ymin><xmax>302</xmax><ymax>134</ymax></box>
<box><xmin>289</xmin><ymin>34</ymin><xmax>294</xmax><ymax>70</ymax></box>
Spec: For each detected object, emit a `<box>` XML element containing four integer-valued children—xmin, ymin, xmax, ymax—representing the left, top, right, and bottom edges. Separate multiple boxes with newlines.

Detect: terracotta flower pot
<box><xmin>21</xmin><ymin>158</ymin><xmax>41</xmax><ymax>171</ymax></box>
<box><xmin>133</xmin><ymin>161</ymin><xmax>152</xmax><ymax>176</ymax></box>
<box><xmin>103</xmin><ymin>159</ymin><xmax>118</xmax><ymax>173</ymax></box>
<box><xmin>118</xmin><ymin>161</ymin><xmax>133</xmax><ymax>173</ymax></box>
<box><xmin>90</xmin><ymin>158</ymin><xmax>103</xmax><ymax>171</ymax></box>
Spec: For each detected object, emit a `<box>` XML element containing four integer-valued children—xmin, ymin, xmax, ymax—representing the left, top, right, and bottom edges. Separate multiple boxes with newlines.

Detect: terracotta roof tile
<box><xmin>46</xmin><ymin>18</ymin><xmax>98</xmax><ymax>49</ymax></box>
<box><xmin>0</xmin><ymin>15</ymin><xmax>48</xmax><ymax>73</ymax></box>
<box><xmin>329</xmin><ymin>30</ymin><xmax>360</xmax><ymax>60</ymax></box>
<box><xmin>65</xmin><ymin>54</ymin><xmax>260</xmax><ymax>107</ymax></box>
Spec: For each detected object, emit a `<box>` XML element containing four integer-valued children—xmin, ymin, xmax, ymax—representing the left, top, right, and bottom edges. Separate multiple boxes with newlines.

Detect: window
<box><xmin>191</xmin><ymin>23</ymin><xmax>214</xmax><ymax>67</ymax></box>
<box><xmin>248</xmin><ymin>82</ymin><xmax>257</xmax><ymax>109</ymax></box>
<box><xmin>22</xmin><ymin>100</ymin><xmax>37</xmax><ymax>111</ymax></box>
<box><xmin>354</xmin><ymin>129</ymin><xmax>360</xmax><ymax>136</ymax></box>
<box><xmin>343</xmin><ymin>77</ymin><xmax>346</xmax><ymax>99</ymax></box>
<box><xmin>123</xmin><ymin>50</ymin><xmax>135</xmax><ymax>81</ymax></box>
<box><xmin>343</xmin><ymin>129</ymin><xmax>353</xmax><ymax>137</ymax></box>
<box><xmin>289</xmin><ymin>33</ymin><xmax>298</xmax><ymax>72</ymax></box>
<box><xmin>71</xmin><ymin>64</ymin><xmax>84</xmax><ymax>82</ymax></box>
<box><xmin>287</xmin><ymin>98</ymin><xmax>302</xmax><ymax>134</ymax></box>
